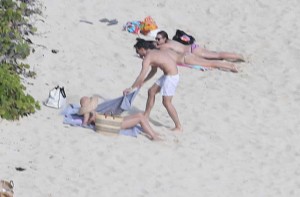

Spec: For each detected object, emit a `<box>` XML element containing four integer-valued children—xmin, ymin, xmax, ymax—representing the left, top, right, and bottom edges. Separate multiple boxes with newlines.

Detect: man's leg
<box><xmin>144</xmin><ymin>84</ymin><xmax>160</xmax><ymax>118</ymax></box>
<box><xmin>162</xmin><ymin>96</ymin><xmax>182</xmax><ymax>131</ymax></box>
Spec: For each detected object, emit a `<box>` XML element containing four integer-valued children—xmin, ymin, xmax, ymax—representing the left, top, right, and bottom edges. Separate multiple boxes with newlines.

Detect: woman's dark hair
<box><xmin>157</xmin><ymin>30</ymin><xmax>169</xmax><ymax>40</ymax></box>
<box><xmin>134</xmin><ymin>38</ymin><xmax>157</xmax><ymax>49</ymax></box>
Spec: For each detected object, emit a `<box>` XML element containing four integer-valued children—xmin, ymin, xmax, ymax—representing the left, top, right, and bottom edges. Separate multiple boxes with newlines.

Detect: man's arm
<box><xmin>143</xmin><ymin>67</ymin><xmax>157</xmax><ymax>84</ymax></box>
<box><xmin>123</xmin><ymin>55</ymin><xmax>152</xmax><ymax>94</ymax></box>
<box><xmin>131</xmin><ymin>57</ymin><xmax>152</xmax><ymax>88</ymax></box>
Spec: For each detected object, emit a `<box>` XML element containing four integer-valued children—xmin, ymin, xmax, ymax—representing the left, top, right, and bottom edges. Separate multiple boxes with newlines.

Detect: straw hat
<box><xmin>78</xmin><ymin>96</ymin><xmax>99</xmax><ymax>115</ymax></box>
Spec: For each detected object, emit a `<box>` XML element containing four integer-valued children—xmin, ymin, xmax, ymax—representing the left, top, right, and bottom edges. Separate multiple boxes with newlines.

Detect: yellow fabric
<box><xmin>140</xmin><ymin>16</ymin><xmax>158</xmax><ymax>35</ymax></box>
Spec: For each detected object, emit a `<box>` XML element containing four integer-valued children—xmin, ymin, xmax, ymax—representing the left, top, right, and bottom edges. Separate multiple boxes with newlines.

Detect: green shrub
<box><xmin>0</xmin><ymin>64</ymin><xmax>40</xmax><ymax>120</ymax></box>
<box><xmin>0</xmin><ymin>0</ymin><xmax>41</xmax><ymax>120</ymax></box>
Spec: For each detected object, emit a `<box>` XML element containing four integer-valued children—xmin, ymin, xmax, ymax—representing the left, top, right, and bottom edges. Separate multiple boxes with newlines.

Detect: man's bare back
<box><xmin>144</xmin><ymin>49</ymin><xmax>180</xmax><ymax>75</ymax></box>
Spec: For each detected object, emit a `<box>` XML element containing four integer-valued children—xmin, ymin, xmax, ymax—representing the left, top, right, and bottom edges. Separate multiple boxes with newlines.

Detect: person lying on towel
<box><xmin>78</xmin><ymin>96</ymin><xmax>161</xmax><ymax>141</ymax></box>
<box><xmin>156</xmin><ymin>30</ymin><xmax>245</xmax><ymax>63</ymax></box>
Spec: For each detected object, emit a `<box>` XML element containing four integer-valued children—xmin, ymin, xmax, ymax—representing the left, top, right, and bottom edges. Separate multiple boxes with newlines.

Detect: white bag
<box><xmin>44</xmin><ymin>86</ymin><xmax>66</xmax><ymax>108</ymax></box>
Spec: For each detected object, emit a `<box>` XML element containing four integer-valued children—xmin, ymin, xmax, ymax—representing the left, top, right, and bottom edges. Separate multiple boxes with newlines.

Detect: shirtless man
<box><xmin>123</xmin><ymin>39</ymin><xmax>183</xmax><ymax>132</ymax></box>
<box><xmin>156</xmin><ymin>30</ymin><xmax>244</xmax><ymax>71</ymax></box>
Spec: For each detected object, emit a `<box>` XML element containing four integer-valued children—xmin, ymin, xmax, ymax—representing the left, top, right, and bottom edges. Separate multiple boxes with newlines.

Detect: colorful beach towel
<box><xmin>123</xmin><ymin>16</ymin><xmax>158</xmax><ymax>35</ymax></box>
<box><xmin>177</xmin><ymin>64</ymin><xmax>209</xmax><ymax>71</ymax></box>
<box><xmin>123</xmin><ymin>21</ymin><xmax>142</xmax><ymax>34</ymax></box>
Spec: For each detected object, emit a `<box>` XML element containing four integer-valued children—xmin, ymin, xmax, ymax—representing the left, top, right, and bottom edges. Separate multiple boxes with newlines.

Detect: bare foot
<box><xmin>153</xmin><ymin>131</ymin><xmax>161</xmax><ymax>136</ymax></box>
<box><xmin>171</xmin><ymin>127</ymin><xmax>183</xmax><ymax>132</ymax></box>
<box><xmin>236</xmin><ymin>54</ymin><xmax>245</xmax><ymax>62</ymax></box>
<box><xmin>140</xmin><ymin>131</ymin><xmax>162</xmax><ymax>141</ymax></box>
<box><xmin>235</xmin><ymin>58</ymin><xmax>245</xmax><ymax>63</ymax></box>
<box><xmin>152</xmin><ymin>135</ymin><xmax>163</xmax><ymax>141</ymax></box>
<box><xmin>227</xmin><ymin>55</ymin><xmax>245</xmax><ymax>63</ymax></box>
<box><xmin>230</xmin><ymin>64</ymin><xmax>238</xmax><ymax>73</ymax></box>
<box><xmin>226</xmin><ymin>57</ymin><xmax>245</xmax><ymax>63</ymax></box>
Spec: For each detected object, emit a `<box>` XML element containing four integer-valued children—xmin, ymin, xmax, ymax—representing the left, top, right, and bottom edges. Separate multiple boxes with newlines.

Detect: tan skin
<box><xmin>123</xmin><ymin>48</ymin><xmax>183</xmax><ymax>132</ymax></box>
<box><xmin>80</xmin><ymin>97</ymin><xmax>161</xmax><ymax>141</ymax></box>
<box><xmin>156</xmin><ymin>33</ymin><xmax>244</xmax><ymax>72</ymax></box>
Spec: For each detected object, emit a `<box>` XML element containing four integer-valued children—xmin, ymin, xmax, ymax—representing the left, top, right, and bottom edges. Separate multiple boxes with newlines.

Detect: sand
<box><xmin>1</xmin><ymin>0</ymin><xmax>300</xmax><ymax>196</ymax></box>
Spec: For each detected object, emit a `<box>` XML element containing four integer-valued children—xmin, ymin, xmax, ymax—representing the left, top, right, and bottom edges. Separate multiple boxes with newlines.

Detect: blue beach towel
<box><xmin>62</xmin><ymin>89</ymin><xmax>142</xmax><ymax>137</ymax></box>
<box><xmin>177</xmin><ymin>64</ymin><xmax>208</xmax><ymax>71</ymax></box>
<box><xmin>96</xmin><ymin>88</ymin><xmax>139</xmax><ymax>115</ymax></box>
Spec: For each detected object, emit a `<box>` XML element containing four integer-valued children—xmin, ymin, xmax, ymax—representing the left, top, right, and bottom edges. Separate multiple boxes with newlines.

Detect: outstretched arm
<box><xmin>143</xmin><ymin>67</ymin><xmax>157</xmax><ymax>84</ymax></box>
<box><xmin>131</xmin><ymin>57</ymin><xmax>152</xmax><ymax>88</ymax></box>
<box><xmin>123</xmin><ymin>56</ymin><xmax>152</xmax><ymax>94</ymax></box>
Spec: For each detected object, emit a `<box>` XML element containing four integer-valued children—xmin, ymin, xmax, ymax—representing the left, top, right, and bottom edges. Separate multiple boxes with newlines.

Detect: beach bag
<box><xmin>172</xmin><ymin>29</ymin><xmax>195</xmax><ymax>45</ymax></box>
<box><xmin>44</xmin><ymin>85</ymin><xmax>66</xmax><ymax>109</ymax></box>
<box><xmin>140</xmin><ymin>16</ymin><xmax>158</xmax><ymax>35</ymax></box>
<box><xmin>0</xmin><ymin>180</ymin><xmax>14</xmax><ymax>197</ymax></box>
<box><xmin>95</xmin><ymin>113</ymin><xmax>123</xmax><ymax>135</ymax></box>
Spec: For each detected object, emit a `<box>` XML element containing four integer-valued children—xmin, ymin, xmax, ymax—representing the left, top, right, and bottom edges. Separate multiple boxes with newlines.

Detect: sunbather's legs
<box><xmin>193</xmin><ymin>48</ymin><xmax>244</xmax><ymax>62</ymax></box>
<box><xmin>88</xmin><ymin>111</ymin><xmax>97</xmax><ymax>125</ymax></box>
<box><xmin>162</xmin><ymin>96</ymin><xmax>182</xmax><ymax>132</ymax></box>
<box><xmin>183</xmin><ymin>54</ymin><xmax>238</xmax><ymax>72</ymax></box>
<box><xmin>144</xmin><ymin>83</ymin><xmax>160</xmax><ymax>118</ymax></box>
<box><xmin>80</xmin><ymin>96</ymin><xmax>92</xmax><ymax>125</ymax></box>
<box><xmin>122</xmin><ymin>113</ymin><xmax>160</xmax><ymax>140</ymax></box>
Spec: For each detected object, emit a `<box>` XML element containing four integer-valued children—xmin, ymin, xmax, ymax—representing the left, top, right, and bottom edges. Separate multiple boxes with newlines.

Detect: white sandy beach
<box><xmin>1</xmin><ymin>0</ymin><xmax>300</xmax><ymax>196</ymax></box>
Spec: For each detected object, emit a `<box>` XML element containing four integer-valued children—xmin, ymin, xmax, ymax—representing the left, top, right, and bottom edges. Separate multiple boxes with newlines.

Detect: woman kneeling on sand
<box><xmin>78</xmin><ymin>96</ymin><xmax>161</xmax><ymax>141</ymax></box>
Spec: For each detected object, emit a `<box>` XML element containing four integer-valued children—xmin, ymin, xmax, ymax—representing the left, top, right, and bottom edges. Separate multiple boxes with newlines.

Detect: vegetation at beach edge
<box><xmin>0</xmin><ymin>0</ymin><xmax>40</xmax><ymax>120</ymax></box>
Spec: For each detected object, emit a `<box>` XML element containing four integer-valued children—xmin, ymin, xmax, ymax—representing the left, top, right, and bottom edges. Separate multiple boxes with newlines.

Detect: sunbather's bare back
<box><xmin>159</xmin><ymin>40</ymin><xmax>190</xmax><ymax>54</ymax></box>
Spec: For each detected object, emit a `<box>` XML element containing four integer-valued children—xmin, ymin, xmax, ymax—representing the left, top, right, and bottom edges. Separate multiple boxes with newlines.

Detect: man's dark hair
<box><xmin>134</xmin><ymin>38</ymin><xmax>157</xmax><ymax>50</ymax></box>
<box><xmin>157</xmin><ymin>30</ymin><xmax>169</xmax><ymax>40</ymax></box>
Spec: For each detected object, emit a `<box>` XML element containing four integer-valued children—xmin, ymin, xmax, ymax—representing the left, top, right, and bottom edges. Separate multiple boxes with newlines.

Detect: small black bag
<box><xmin>172</xmin><ymin>29</ymin><xmax>195</xmax><ymax>45</ymax></box>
